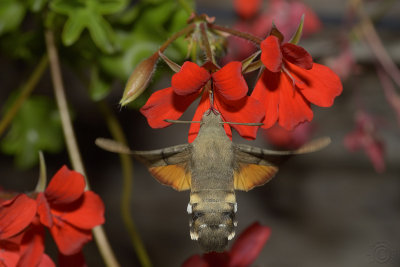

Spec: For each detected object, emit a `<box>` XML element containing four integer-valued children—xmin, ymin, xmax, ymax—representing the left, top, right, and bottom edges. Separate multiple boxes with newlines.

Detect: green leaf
<box><xmin>87</xmin><ymin>14</ymin><xmax>116</xmax><ymax>53</ymax></box>
<box><xmin>289</xmin><ymin>14</ymin><xmax>305</xmax><ymax>45</ymax></box>
<box><xmin>0</xmin><ymin>0</ymin><xmax>26</xmax><ymax>36</ymax></box>
<box><xmin>50</xmin><ymin>0</ymin><xmax>127</xmax><ymax>52</ymax></box>
<box><xmin>62</xmin><ymin>12</ymin><xmax>87</xmax><ymax>46</ymax></box>
<box><xmin>1</xmin><ymin>96</ymin><xmax>64</xmax><ymax>169</ymax></box>
<box><xmin>93</xmin><ymin>0</ymin><xmax>128</xmax><ymax>14</ymax></box>
<box><xmin>29</xmin><ymin>0</ymin><xmax>48</xmax><ymax>12</ymax></box>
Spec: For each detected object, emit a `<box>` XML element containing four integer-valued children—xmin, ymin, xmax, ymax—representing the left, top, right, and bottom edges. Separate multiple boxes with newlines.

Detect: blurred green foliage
<box><xmin>1</xmin><ymin>96</ymin><xmax>63</xmax><ymax>168</ymax></box>
<box><xmin>0</xmin><ymin>0</ymin><xmax>194</xmax><ymax>168</ymax></box>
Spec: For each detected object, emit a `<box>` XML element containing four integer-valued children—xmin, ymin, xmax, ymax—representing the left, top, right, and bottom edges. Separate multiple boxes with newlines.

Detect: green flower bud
<box><xmin>120</xmin><ymin>52</ymin><xmax>159</xmax><ymax>106</ymax></box>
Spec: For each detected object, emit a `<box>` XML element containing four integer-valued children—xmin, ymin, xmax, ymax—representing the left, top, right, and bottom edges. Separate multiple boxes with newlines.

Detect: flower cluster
<box><xmin>139</xmin><ymin>25</ymin><xmax>342</xmax><ymax>142</ymax></box>
<box><xmin>0</xmin><ymin>166</ymin><xmax>105</xmax><ymax>266</ymax></box>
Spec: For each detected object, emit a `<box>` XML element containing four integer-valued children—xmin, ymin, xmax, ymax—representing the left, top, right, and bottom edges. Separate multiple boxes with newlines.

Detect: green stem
<box><xmin>0</xmin><ymin>55</ymin><xmax>48</xmax><ymax>137</ymax></box>
<box><xmin>200</xmin><ymin>23</ymin><xmax>215</xmax><ymax>64</ymax></box>
<box><xmin>98</xmin><ymin>101</ymin><xmax>152</xmax><ymax>267</ymax></box>
<box><xmin>208</xmin><ymin>23</ymin><xmax>263</xmax><ymax>45</ymax></box>
<box><xmin>159</xmin><ymin>23</ymin><xmax>195</xmax><ymax>52</ymax></box>
<box><xmin>44</xmin><ymin>29</ymin><xmax>120</xmax><ymax>267</ymax></box>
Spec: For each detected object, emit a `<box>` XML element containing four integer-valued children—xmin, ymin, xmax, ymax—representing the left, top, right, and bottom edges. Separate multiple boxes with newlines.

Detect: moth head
<box><xmin>190</xmin><ymin>211</ymin><xmax>236</xmax><ymax>252</ymax></box>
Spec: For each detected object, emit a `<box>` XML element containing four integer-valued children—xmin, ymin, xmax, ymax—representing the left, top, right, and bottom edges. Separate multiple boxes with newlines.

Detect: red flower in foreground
<box><xmin>344</xmin><ymin>111</ymin><xmax>385</xmax><ymax>173</ymax></box>
<box><xmin>252</xmin><ymin>34</ymin><xmax>342</xmax><ymax>130</ymax></box>
<box><xmin>182</xmin><ymin>222</ymin><xmax>271</xmax><ymax>267</ymax></box>
<box><xmin>0</xmin><ymin>195</ymin><xmax>55</xmax><ymax>267</ymax></box>
<box><xmin>0</xmin><ymin>166</ymin><xmax>104</xmax><ymax>266</ymax></box>
<box><xmin>37</xmin><ymin>166</ymin><xmax>105</xmax><ymax>255</ymax></box>
<box><xmin>140</xmin><ymin>61</ymin><xmax>265</xmax><ymax>142</ymax></box>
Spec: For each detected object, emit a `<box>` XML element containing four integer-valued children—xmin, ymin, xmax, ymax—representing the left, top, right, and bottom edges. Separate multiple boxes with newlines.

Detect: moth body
<box><xmin>189</xmin><ymin>112</ymin><xmax>237</xmax><ymax>252</ymax></box>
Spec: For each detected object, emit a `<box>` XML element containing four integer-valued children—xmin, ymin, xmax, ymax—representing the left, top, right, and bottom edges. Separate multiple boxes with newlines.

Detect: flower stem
<box><xmin>207</xmin><ymin>23</ymin><xmax>263</xmax><ymax>45</ymax></box>
<box><xmin>200</xmin><ymin>23</ymin><xmax>215</xmax><ymax>64</ymax></box>
<box><xmin>44</xmin><ymin>29</ymin><xmax>120</xmax><ymax>267</ymax></box>
<box><xmin>159</xmin><ymin>23</ymin><xmax>195</xmax><ymax>53</ymax></box>
<box><xmin>97</xmin><ymin>101</ymin><xmax>152</xmax><ymax>267</ymax></box>
<box><xmin>0</xmin><ymin>55</ymin><xmax>48</xmax><ymax>137</ymax></box>
<box><xmin>44</xmin><ymin>30</ymin><xmax>86</xmax><ymax>179</ymax></box>
<box><xmin>354</xmin><ymin>0</ymin><xmax>400</xmax><ymax>88</ymax></box>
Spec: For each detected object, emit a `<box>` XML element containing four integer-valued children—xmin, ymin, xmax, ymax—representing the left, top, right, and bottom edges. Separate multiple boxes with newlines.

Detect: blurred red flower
<box><xmin>37</xmin><ymin>166</ymin><xmax>105</xmax><ymax>255</ymax></box>
<box><xmin>227</xmin><ymin>0</ymin><xmax>321</xmax><ymax>62</ymax></box>
<box><xmin>234</xmin><ymin>0</ymin><xmax>262</xmax><ymax>19</ymax></box>
<box><xmin>252</xmin><ymin>34</ymin><xmax>342</xmax><ymax>130</ymax></box>
<box><xmin>263</xmin><ymin>121</ymin><xmax>315</xmax><ymax>149</ymax></box>
<box><xmin>141</xmin><ymin>61</ymin><xmax>265</xmax><ymax>142</ymax></box>
<box><xmin>182</xmin><ymin>222</ymin><xmax>271</xmax><ymax>267</ymax></box>
<box><xmin>344</xmin><ymin>111</ymin><xmax>385</xmax><ymax>173</ymax></box>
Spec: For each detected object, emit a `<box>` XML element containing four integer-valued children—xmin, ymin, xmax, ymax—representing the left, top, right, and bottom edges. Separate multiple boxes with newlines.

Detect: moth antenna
<box><xmin>220</xmin><ymin>122</ymin><xmax>264</xmax><ymax>126</ymax></box>
<box><xmin>164</xmin><ymin>119</ymin><xmax>202</xmax><ymax>124</ymax></box>
<box><xmin>295</xmin><ymin>137</ymin><xmax>332</xmax><ymax>154</ymax></box>
<box><xmin>95</xmin><ymin>138</ymin><xmax>132</xmax><ymax>154</ymax></box>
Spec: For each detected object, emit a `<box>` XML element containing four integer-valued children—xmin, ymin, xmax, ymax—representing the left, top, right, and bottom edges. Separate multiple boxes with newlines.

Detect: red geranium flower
<box><xmin>36</xmin><ymin>165</ymin><xmax>105</xmax><ymax>255</ymax></box>
<box><xmin>0</xmin><ymin>195</ymin><xmax>55</xmax><ymax>267</ymax></box>
<box><xmin>252</xmin><ymin>34</ymin><xmax>342</xmax><ymax>130</ymax></box>
<box><xmin>0</xmin><ymin>166</ymin><xmax>103</xmax><ymax>266</ymax></box>
<box><xmin>182</xmin><ymin>222</ymin><xmax>271</xmax><ymax>267</ymax></box>
<box><xmin>140</xmin><ymin>61</ymin><xmax>265</xmax><ymax>142</ymax></box>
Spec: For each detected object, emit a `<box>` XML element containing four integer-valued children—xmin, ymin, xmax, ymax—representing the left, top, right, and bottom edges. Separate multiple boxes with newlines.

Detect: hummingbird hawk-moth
<box><xmin>96</xmin><ymin>110</ymin><xmax>329</xmax><ymax>252</ymax></box>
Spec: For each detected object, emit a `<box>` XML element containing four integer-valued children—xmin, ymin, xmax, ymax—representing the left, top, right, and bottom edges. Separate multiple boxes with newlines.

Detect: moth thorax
<box><xmin>188</xmin><ymin>201</ymin><xmax>237</xmax><ymax>252</ymax></box>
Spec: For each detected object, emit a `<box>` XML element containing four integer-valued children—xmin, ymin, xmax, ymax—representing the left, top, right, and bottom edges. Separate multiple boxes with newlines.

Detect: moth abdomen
<box><xmin>188</xmin><ymin>192</ymin><xmax>237</xmax><ymax>252</ymax></box>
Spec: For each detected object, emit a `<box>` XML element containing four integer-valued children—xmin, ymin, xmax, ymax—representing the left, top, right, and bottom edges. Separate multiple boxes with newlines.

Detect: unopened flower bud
<box><xmin>120</xmin><ymin>52</ymin><xmax>159</xmax><ymax>106</ymax></box>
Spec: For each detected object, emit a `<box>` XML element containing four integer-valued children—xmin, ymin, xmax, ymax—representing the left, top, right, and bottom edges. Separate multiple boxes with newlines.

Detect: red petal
<box><xmin>203</xmin><ymin>252</ymin><xmax>230</xmax><ymax>267</ymax></box>
<box><xmin>260</xmin><ymin>36</ymin><xmax>283</xmax><ymax>72</ymax></box>
<box><xmin>52</xmin><ymin>191</ymin><xmax>105</xmax><ymax>230</ymax></box>
<box><xmin>188</xmin><ymin>92</ymin><xmax>211</xmax><ymax>143</ymax></box>
<box><xmin>281</xmin><ymin>43</ymin><xmax>313</xmax><ymax>69</ymax></box>
<box><xmin>36</xmin><ymin>193</ymin><xmax>52</xmax><ymax>228</ymax></box>
<box><xmin>287</xmin><ymin>62</ymin><xmax>343</xmax><ymax>107</ymax></box>
<box><xmin>214</xmin><ymin>93</ymin><xmax>265</xmax><ymax>140</ymax></box>
<box><xmin>171</xmin><ymin>61</ymin><xmax>210</xmax><ymax>95</ymax></box>
<box><xmin>140</xmin><ymin>87</ymin><xmax>199</xmax><ymax>128</ymax></box>
<box><xmin>17</xmin><ymin>219</ymin><xmax>46</xmax><ymax>267</ymax></box>
<box><xmin>252</xmin><ymin>70</ymin><xmax>280</xmax><ymax>129</ymax></box>
<box><xmin>49</xmin><ymin>221</ymin><xmax>92</xmax><ymax>255</ymax></box>
<box><xmin>229</xmin><ymin>222</ymin><xmax>271</xmax><ymax>267</ymax></box>
<box><xmin>59</xmin><ymin>252</ymin><xmax>86</xmax><ymax>267</ymax></box>
<box><xmin>212</xmin><ymin>61</ymin><xmax>247</xmax><ymax>101</ymax></box>
<box><xmin>0</xmin><ymin>240</ymin><xmax>20</xmax><ymax>267</ymax></box>
<box><xmin>38</xmin><ymin>254</ymin><xmax>56</xmax><ymax>267</ymax></box>
<box><xmin>181</xmin><ymin>255</ymin><xmax>209</xmax><ymax>267</ymax></box>
<box><xmin>277</xmin><ymin>73</ymin><xmax>313</xmax><ymax>130</ymax></box>
<box><xmin>45</xmin><ymin>166</ymin><xmax>85</xmax><ymax>206</ymax></box>
<box><xmin>0</xmin><ymin>194</ymin><xmax>36</xmax><ymax>239</ymax></box>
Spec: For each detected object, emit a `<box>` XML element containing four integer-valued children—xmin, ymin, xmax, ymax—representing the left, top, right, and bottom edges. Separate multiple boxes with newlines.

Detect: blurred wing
<box><xmin>96</xmin><ymin>138</ymin><xmax>192</xmax><ymax>191</ymax></box>
<box><xmin>233</xmin><ymin>137</ymin><xmax>331</xmax><ymax>191</ymax></box>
